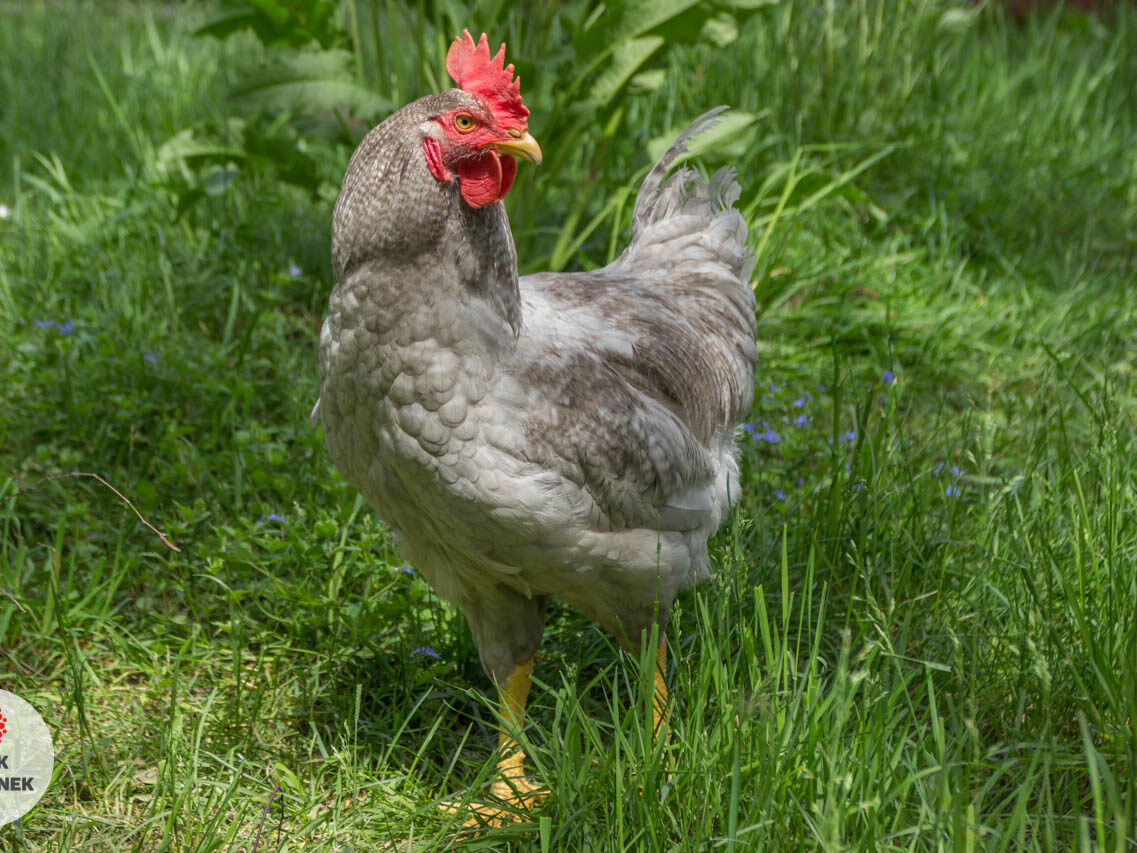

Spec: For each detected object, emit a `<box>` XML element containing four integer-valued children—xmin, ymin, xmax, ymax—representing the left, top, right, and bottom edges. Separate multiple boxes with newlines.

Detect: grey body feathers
<box><xmin>319</xmin><ymin>97</ymin><xmax>756</xmax><ymax>683</ymax></box>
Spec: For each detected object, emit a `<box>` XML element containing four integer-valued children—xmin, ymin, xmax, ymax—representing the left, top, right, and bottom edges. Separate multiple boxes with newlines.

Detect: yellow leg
<box><xmin>652</xmin><ymin>635</ymin><xmax>668</xmax><ymax>736</ymax></box>
<box><xmin>442</xmin><ymin>656</ymin><xmax>545</xmax><ymax>829</ymax></box>
<box><xmin>647</xmin><ymin>635</ymin><xmax>675</xmax><ymax>785</ymax></box>
<box><xmin>489</xmin><ymin>657</ymin><xmax>543</xmax><ymax>803</ymax></box>
<box><xmin>623</xmin><ymin>630</ymin><xmax>669</xmax><ymax>735</ymax></box>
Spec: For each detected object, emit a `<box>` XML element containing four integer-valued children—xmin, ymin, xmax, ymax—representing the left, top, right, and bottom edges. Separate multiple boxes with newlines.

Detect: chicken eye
<box><xmin>453</xmin><ymin>113</ymin><xmax>476</xmax><ymax>133</ymax></box>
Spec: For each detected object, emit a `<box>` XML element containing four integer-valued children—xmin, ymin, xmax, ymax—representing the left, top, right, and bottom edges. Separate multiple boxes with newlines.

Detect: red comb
<box><xmin>446</xmin><ymin>30</ymin><xmax>529</xmax><ymax>130</ymax></box>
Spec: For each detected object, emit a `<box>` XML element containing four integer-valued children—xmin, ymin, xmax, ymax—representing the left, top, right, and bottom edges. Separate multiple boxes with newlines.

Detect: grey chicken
<box><xmin>317</xmin><ymin>30</ymin><xmax>757</xmax><ymax>823</ymax></box>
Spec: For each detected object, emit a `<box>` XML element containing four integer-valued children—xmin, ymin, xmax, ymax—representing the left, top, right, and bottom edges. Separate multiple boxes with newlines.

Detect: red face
<box><xmin>423</xmin><ymin>104</ymin><xmax>541</xmax><ymax>209</ymax></box>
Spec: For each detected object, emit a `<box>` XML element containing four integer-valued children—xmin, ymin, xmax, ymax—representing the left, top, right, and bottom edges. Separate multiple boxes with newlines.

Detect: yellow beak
<box><xmin>492</xmin><ymin>131</ymin><xmax>542</xmax><ymax>165</ymax></box>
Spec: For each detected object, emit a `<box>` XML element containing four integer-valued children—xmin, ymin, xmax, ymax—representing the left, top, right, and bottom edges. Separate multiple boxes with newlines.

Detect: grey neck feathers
<box><xmin>330</xmin><ymin>93</ymin><xmax>521</xmax><ymax>350</ymax></box>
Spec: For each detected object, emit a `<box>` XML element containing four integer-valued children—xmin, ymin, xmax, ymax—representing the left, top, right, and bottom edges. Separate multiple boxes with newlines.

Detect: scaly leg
<box><xmin>489</xmin><ymin>656</ymin><xmax>544</xmax><ymax>805</ymax></box>
<box><xmin>651</xmin><ymin>635</ymin><xmax>668</xmax><ymax>736</ymax></box>
<box><xmin>623</xmin><ymin>630</ymin><xmax>670</xmax><ymax>736</ymax></box>
<box><xmin>443</xmin><ymin>656</ymin><xmax>546</xmax><ymax>828</ymax></box>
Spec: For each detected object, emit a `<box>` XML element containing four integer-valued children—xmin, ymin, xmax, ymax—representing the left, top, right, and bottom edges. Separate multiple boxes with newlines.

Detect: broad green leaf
<box><xmin>586</xmin><ymin>36</ymin><xmax>664</xmax><ymax>108</ymax></box>
<box><xmin>155</xmin><ymin>124</ymin><xmax>248</xmax><ymax>178</ymax></box>
<box><xmin>628</xmin><ymin>68</ymin><xmax>666</xmax><ymax>94</ymax></box>
<box><xmin>197</xmin><ymin>0</ymin><xmax>342</xmax><ymax>49</ymax></box>
<box><xmin>230</xmin><ymin>49</ymin><xmax>391</xmax><ymax>121</ymax></box>
<box><xmin>700</xmin><ymin>12</ymin><xmax>739</xmax><ymax>48</ymax></box>
<box><xmin>239</xmin><ymin>119</ymin><xmax>325</xmax><ymax>192</ymax></box>
<box><xmin>578</xmin><ymin>0</ymin><xmax>706</xmax><ymax>49</ymax></box>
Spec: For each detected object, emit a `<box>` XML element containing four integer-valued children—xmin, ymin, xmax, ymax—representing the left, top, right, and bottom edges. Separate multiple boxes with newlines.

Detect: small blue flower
<box><xmin>818</xmin><ymin>383</ymin><xmax>827</xmax><ymax>392</ymax></box>
<box><xmin>774</xmin><ymin>489</ymin><xmax>786</xmax><ymax>502</ymax></box>
<box><xmin>852</xmin><ymin>482</ymin><xmax>864</xmax><ymax>493</ymax></box>
<box><xmin>793</xmin><ymin>414</ymin><xmax>809</xmax><ymax>428</ymax></box>
<box><xmin>839</xmin><ymin>431</ymin><xmax>856</xmax><ymax>444</ymax></box>
<box><xmin>933</xmin><ymin>462</ymin><xmax>944</xmax><ymax>474</ymax></box>
<box><xmin>57</xmin><ymin>320</ymin><xmax>75</xmax><ymax>335</ymax></box>
<box><xmin>143</xmin><ymin>353</ymin><xmax>159</xmax><ymax>364</ymax></box>
<box><xmin>793</xmin><ymin>396</ymin><xmax>807</xmax><ymax>408</ymax></box>
<box><xmin>946</xmin><ymin>484</ymin><xmax>961</xmax><ymax>497</ymax></box>
<box><xmin>951</xmin><ymin>465</ymin><xmax>961</xmax><ymax>477</ymax></box>
<box><xmin>261</xmin><ymin>513</ymin><xmax>286</xmax><ymax>523</ymax></box>
<box><xmin>401</xmin><ymin>563</ymin><xmax>415</xmax><ymax>575</ymax></box>
<box><xmin>762</xmin><ymin>430</ymin><xmax>781</xmax><ymax>444</ymax></box>
<box><xmin>288</xmin><ymin>263</ymin><xmax>302</xmax><ymax>277</ymax></box>
<box><xmin>880</xmin><ymin>392</ymin><xmax>888</xmax><ymax>404</ymax></box>
<box><xmin>882</xmin><ymin>369</ymin><xmax>894</xmax><ymax>385</ymax></box>
<box><xmin>412</xmin><ymin>646</ymin><xmax>441</xmax><ymax>660</ymax></box>
<box><xmin>34</xmin><ymin>319</ymin><xmax>55</xmax><ymax>330</ymax></box>
<box><xmin>769</xmin><ymin>381</ymin><xmax>777</xmax><ymax>393</ymax></box>
<box><xmin>742</xmin><ymin>422</ymin><xmax>757</xmax><ymax>435</ymax></box>
<box><xmin>795</xmin><ymin>475</ymin><xmax>804</xmax><ymax>487</ymax></box>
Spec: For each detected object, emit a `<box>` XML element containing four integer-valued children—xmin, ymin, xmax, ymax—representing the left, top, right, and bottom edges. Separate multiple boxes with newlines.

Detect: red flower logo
<box><xmin>0</xmin><ymin>708</ymin><xmax>7</xmax><ymax>745</ymax></box>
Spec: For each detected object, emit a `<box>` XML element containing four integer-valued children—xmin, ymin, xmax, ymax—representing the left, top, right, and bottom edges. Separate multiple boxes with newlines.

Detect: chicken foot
<box><xmin>445</xmin><ymin>634</ymin><xmax>668</xmax><ymax>830</ymax></box>
<box><xmin>442</xmin><ymin>655</ymin><xmax>546</xmax><ymax>828</ymax></box>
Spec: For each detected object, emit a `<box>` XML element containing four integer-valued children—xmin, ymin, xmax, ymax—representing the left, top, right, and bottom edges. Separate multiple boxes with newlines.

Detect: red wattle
<box><xmin>457</xmin><ymin>151</ymin><xmax>507</xmax><ymax>209</ymax></box>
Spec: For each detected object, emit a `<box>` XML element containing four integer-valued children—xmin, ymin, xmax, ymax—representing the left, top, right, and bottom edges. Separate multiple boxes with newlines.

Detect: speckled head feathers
<box><xmin>445</xmin><ymin>30</ymin><xmax>529</xmax><ymax>131</ymax></box>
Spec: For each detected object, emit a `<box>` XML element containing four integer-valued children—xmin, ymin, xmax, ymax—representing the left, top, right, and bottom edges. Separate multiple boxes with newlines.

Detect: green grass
<box><xmin>2</xmin><ymin>0</ymin><xmax>1136</xmax><ymax>849</ymax></box>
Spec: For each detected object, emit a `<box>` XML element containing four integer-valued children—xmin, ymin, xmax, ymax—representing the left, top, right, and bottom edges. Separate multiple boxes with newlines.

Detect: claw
<box><xmin>441</xmin><ymin>776</ymin><xmax>547</xmax><ymax>830</ymax></box>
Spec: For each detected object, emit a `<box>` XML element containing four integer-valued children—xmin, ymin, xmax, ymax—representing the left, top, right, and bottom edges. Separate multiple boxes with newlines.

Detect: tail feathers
<box><xmin>617</xmin><ymin>107</ymin><xmax>756</xmax><ymax>323</ymax></box>
<box><xmin>633</xmin><ymin>106</ymin><xmax>732</xmax><ymax>229</ymax></box>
